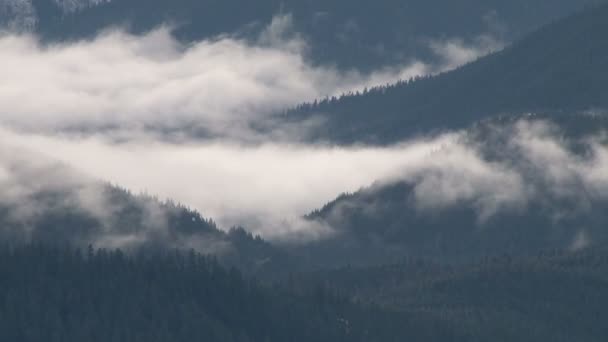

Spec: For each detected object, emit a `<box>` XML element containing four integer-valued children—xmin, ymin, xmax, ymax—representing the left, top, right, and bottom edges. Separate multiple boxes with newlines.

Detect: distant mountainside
<box><xmin>4</xmin><ymin>239</ymin><xmax>608</xmax><ymax>341</ymax></box>
<box><xmin>0</xmin><ymin>0</ymin><xmax>37</xmax><ymax>30</ymax></box>
<box><xmin>2</xmin><ymin>244</ymin><xmax>447</xmax><ymax>342</ymax></box>
<box><xmin>291</xmin><ymin>247</ymin><xmax>608</xmax><ymax>342</ymax></box>
<box><xmin>285</xmin><ymin>2</ymin><xmax>608</xmax><ymax>144</ymax></box>
<box><xmin>280</xmin><ymin>4</ymin><xmax>608</xmax><ymax>268</ymax></box>
<box><xmin>0</xmin><ymin>155</ymin><xmax>292</xmax><ymax>275</ymax></box>
<box><xmin>296</xmin><ymin>115</ymin><xmax>608</xmax><ymax>268</ymax></box>
<box><xmin>2</xmin><ymin>0</ymin><xmax>602</xmax><ymax>70</ymax></box>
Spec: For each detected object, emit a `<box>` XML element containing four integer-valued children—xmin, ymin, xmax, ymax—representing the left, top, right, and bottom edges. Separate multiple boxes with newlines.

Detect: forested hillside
<box><xmin>2</xmin><ymin>244</ymin><xmax>607</xmax><ymax>341</ymax></box>
<box><xmin>0</xmin><ymin>168</ymin><xmax>292</xmax><ymax>275</ymax></box>
<box><xmin>0</xmin><ymin>244</ymin><xmax>464</xmax><ymax>342</ymax></box>
<box><xmin>1</xmin><ymin>1</ymin><xmax>607</xmax><ymax>340</ymax></box>
<box><xmin>285</xmin><ymin>2</ymin><xmax>608</xmax><ymax>144</ymax></box>
<box><xmin>5</xmin><ymin>0</ymin><xmax>601</xmax><ymax>70</ymax></box>
<box><xmin>298</xmin><ymin>115</ymin><xmax>608</xmax><ymax>267</ymax></box>
<box><xmin>291</xmin><ymin>247</ymin><xmax>608</xmax><ymax>342</ymax></box>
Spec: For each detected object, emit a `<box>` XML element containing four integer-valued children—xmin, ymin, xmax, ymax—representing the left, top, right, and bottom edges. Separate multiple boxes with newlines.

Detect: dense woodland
<box><xmin>285</xmin><ymin>2</ymin><xmax>608</xmax><ymax>144</ymax></box>
<box><xmin>0</xmin><ymin>244</ymin><xmax>465</xmax><ymax>342</ymax></box>
<box><xmin>1</xmin><ymin>1</ymin><xmax>608</xmax><ymax>341</ymax></box>
<box><xmin>1</xmin><ymin>244</ymin><xmax>607</xmax><ymax>341</ymax></box>
<box><xmin>296</xmin><ymin>115</ymin><xmax>608</xmax><ymax>268</ymax></box>
<box><xmin>0</xmin><ymin>181</ymin><xmax>293</xmax><ymax>277</ymax></box>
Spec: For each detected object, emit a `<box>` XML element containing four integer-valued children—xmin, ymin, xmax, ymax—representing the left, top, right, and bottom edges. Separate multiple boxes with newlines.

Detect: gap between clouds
<box><xmin>0</xmin><ymin>126</ymin><xmax>460</xmax><ymax>240</ymax></box>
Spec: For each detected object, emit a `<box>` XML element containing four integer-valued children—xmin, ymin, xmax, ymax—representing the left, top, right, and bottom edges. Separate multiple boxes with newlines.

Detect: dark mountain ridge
<box><xmin>0</xmin><ymin>244</ymin><xmax>446</xmax><ymax>342</ymax></box>
<box><xmin>284</xmin><ymin>2</ymin><xmax>608</xmax><ymax>144</ymax></box>
<box><xmin>296</xmin><ymin>115</ymin><xmax>608</xmax><ymax>268</ymax></box>
<box><xmin>4</xmin><ymin>0</ymin><xmax>603</xmax><ymax>70</ymax></box>
<box><xmin>0</xmin><ymin>158</ymin><xmax>293</xmax><ymax>276</ymax></box>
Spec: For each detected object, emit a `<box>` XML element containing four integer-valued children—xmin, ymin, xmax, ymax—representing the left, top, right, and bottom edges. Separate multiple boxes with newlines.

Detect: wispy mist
<box><xmin>0</xmin><ymin>15</ymin><xmax>501</xmax><ymax>142</ymax></box>
<box><xmin>0</xmin><ymin>15</ymin><xmax>512</xmax><ymax>242</ymax></box>
<box><xmin>316</xmin><ymin>119</ymin><xmax>608</xmax><ymax>240</ymax></box>
<box><xmin>2</xmin><ymin>118</ymin><xmax>607</xmax><ymax>244</ymax></box>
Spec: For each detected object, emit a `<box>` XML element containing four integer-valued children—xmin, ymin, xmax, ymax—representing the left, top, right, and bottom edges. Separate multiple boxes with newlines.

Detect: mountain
<box><xmin>295</xmin><ymin>115</ymin><xmax>608</xmax><ymax>268</ymax></box>
<box><xmin>4</xmin><ymin>240</ymin><xmax>608</xmax><ymax>341</ymax></box>
<box><xmin>282</xmin><ymin>4</ymin><xmax>608</xmax><ymax>268</ymax></box>
<box><xmin>0</xmin><ymin>244</ymin><xmax>448</xmax><ymax>342</ymax></box>
<box><xmin>2</xmin><ymin>1</ymin><xmax>607</xmax><ymax>273</ymax></box>
<box><xmin>284</xmin><ymin>2</ymin><xmax>608</xmax><ymax>144</ymax></box>
<box><xmin>3</xmin><ymin>0</ymin><xmax>602</xmax><ymax>70</ymax></box>
<box><xmin>0</xmin><ymin>153</ymin><xmax>293</xmax><ymax>276</ymax></box>
<box><xmin>1</xmin><ymin>2</ymin><xmax>607</xmax><ymax>339</ymax></box>
<box><xmin>291</xmin><ymin>247</ymin><xmax>608</xmax><ymax>342</ymax></box>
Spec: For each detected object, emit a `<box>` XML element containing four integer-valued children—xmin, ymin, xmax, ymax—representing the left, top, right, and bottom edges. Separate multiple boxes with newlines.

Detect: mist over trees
<box><xmin>285</xmin><ymin>2</ymin><xmax>608</xmax><ymax>144</ymax></box>
<box><xmin>0</xmin><ymin>1</ymin><xmax>608</xmax><ymax>341</ymax></box>
<box><xmin>0</xmin><ymin>164</ymin><xmax>293</xmax><ymax>276</ymax></box>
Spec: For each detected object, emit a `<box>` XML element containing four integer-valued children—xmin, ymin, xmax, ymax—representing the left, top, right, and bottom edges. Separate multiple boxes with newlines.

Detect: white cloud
<box><xmin>404</xmin><ymin>142</ymin><xmax>526</xmax><ymax>221</ymax></box>
<box><xmin>0</xmin><ymin>17</ymin><xmax>509</xmax><ymax>242</ymax></box>
<box><xmin>429</xmin><ymin>35</ymin><xmax>503</xmax><ymax>70</ymax></box>
<box><xmin>1</xmin><ymin>119</ymin><xmax>608</xmax><ymax>244</ymax></box>
<box><xmin>0</xmin><ymin>27</ymin><xmax>377</xmax><ymax>138</ymax></box>
<box><xmin>0</xmin><ymin>18</ymin><xmax>501</xmax><ymax>142</ymax></box>
<box><xmin>0</xmin><ymin>127</ymin><xmax>455</xmax><ymax>239</ymax></box>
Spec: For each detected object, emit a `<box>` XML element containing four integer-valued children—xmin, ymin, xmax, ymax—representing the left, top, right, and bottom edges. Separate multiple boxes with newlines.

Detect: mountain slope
<box><xmin>3</xmin><ymin>236</ymin><xmax>608</xmax><ymax>341</ymax></box>
<box><xmin>6</xmin><ymin>0</ymin><xmax>602</xmax><ymax>70</ymax></box>
<box><xmin>1</xmin><ymin>244</ymin><xmax>456</xmax><ymax>342</ymax></box>
<box><xmin>291</xmin><ymin>247</ymin><xmax>608</xmax><ymax>342</ymax></box>
<box><xmin>285</xmin><ymin>2</ymin><xmax>608</xmax><ymax>144</ymax></box>
<box><xmin>0</xmin><ymin>152</ymin><xmax>292</xmax><ymax>275</ymax></box>
<box><xmin>295</xmin><ymin>116</ymin><xmax>608</xmax><ymax>267</ymax></box>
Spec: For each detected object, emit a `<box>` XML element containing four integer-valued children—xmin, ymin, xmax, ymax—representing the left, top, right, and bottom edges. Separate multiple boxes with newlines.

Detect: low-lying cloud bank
<box><xmin>0</xmin><ymin>15</ymin><xmax>500</xmax><ymax>142</ymax></box>
<box><xmin>316</xmin><ymin>119</ymin><xmax>608</xmax><ymax>239</ymax></box>
<box><xmin>402</xmin><ymin>120</ymin><xmax>608</xmax><ymax>219</ymax></box>
<box><xmin>1</xmin><ymin>119</ymin><xmax>608</xmax><ymax>246</ymax></box>
<box><xmin>0</xmin><ymin>15</ymin><xmax>514</xmax><ymax>245</ymax></box>
<box><xmin>0</xmin><ymin>141</ymin><xmax>234</xmax><ymax>253</ymax></box>
<box><xmin>0</xmin><ymin>126</ymin><xmax>454</xmax><ymax>240</ymax></box>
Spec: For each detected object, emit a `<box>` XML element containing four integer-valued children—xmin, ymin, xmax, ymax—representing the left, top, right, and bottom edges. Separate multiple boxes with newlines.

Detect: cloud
<box><xmin>508</xmin><ymin>120</ymin><xmax>608</xmax><ymax>217</ymax></box>
<box><xmin>1</xmin><ymin>117</ymin><xmax>607</xmax><ymax>246</ymax></box>
<box><xmin>0</xmin><ymin>15</ymin><xmax>509</xmax><ymax>243</ymax></box>
<box><xmin>0</xmin><ymin>25</ymin><xmax>376</xmax><ymax>140</ymax></box>
<box><xmin>0</xmin><ymin>126</ymin><xmax>456</xmax><ymax>240</ymax></box>
<box><xmin>404</xmin><ymin>141</ymin><xmax>526</xmax><ymax>222</ymax></box>
<box><xmin>0</xmin><ymin>16</ymin><xmax>501</xmax><ymax>142</ymax></box>
<box><xmin>0</xmin><ymin>139</ymin><xmax>233</xmax><ymax>252</ymax></box>
<box><xmin>310</xmin><ymin>118</ymin><xmax>608</xmax><ymax>247</ymax></box>
<box><xmin>395</xmin><ymin>119</ymin><xmax>608</xmax><ymax>222</ymax></box>
<box><xmin>429</xmin><ymin>34</ymin><xmax>503</xmax><ymax>70</ymax></box>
